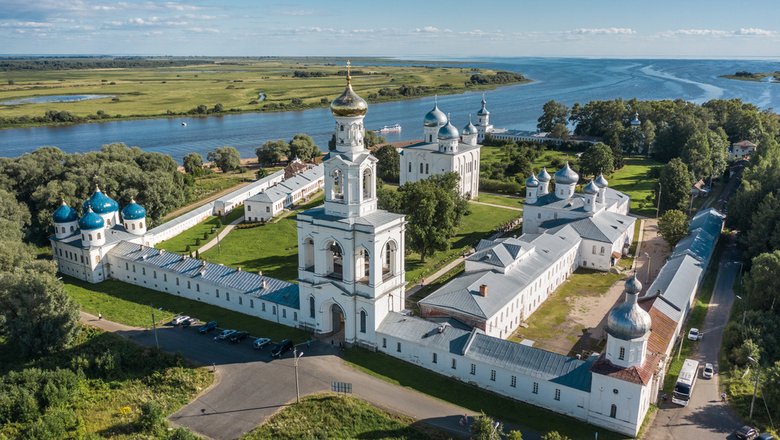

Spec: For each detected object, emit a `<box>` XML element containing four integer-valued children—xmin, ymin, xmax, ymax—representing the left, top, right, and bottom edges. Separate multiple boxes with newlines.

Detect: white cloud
<box><xmin>275</xmin><ymin>8</ymin><xmax>318</xmax><ymax>16</ymax></box>
<box><xmin>416</xmin><ymin>26</ymin><xmax>440</xmax><ymax>33</ymax></box>
<box><xmin>736</xmin><ymin>28</ymin><xmax>776</xmax><ymax>36</ymax></box>
<box><xmin>570</xmin><ymin>27</ymin><xmax>636</xmax><ymax>35</ymax></box>
<box><xmin>660</xmin><ymin>28</ymin><xmax>777</xmax><ymax>37</ymax></box>
<box><xmin>187</xmin><ymin>27</ymin><xmax>219</xmax><ymax>34</ymax></box>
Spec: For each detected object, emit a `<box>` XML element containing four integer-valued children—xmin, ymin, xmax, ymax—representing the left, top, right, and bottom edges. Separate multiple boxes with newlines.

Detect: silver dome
<box><xmin>424</xmin><ymin>103</ymin><xmax>448</xmax><ymax>127</ymax></box>
<box><xmin>606</xmin><ymin>275</ymin><xmax>651</xmax><ymax>340</ymax></box>
<box><xmin>477</xmin><ymin>95</ymin><xmax>489</xmax><ymax>116</ymax></box>
<box><xmin>537</xmin><ymin>167</ymin><xmax>551</xmax><ymax>182</ymax></box>
<box><xmin>462</xmin><ymin>121</ymin><xmax>478</xmax><ymax>135</ymax></box>
<box><xmin>595</xmin><ymin>173</ymin><xmax>609</xmax><ymax>188</ymax></box>
<box><xmin>554</xmin><ymin>162</ymin><xmax>579</xmax><ymax>185</ymax></box>
<box><xmin>583</xmin><ymin>180</ymin><xmax>599</xmax><ymax>195</ymax></box>
<box><xmin>526</xmin><ymin>174</ymin><xmax>539</xmax><ymax>187</ymax></box>
<box><xmin>438</xmin><ymin>120</ymin><xmax>459</xmax><ymax>140</ymax></box>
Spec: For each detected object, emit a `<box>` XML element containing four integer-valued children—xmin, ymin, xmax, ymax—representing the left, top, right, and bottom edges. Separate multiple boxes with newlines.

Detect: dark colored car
<box><xmin>229</xmin><ymin>331</ymin><xmax>249</xmax><ymax>343</ymax></box>
<box><xmin>735</xmin><ymin>425</ymin><xmax>759</xmax><ymax>440</ymax></box>
<box><xmin>271</xmin><ymin>339</ymin><xmax>294</xmax><ymax>358</ymax></box>
<box><xmin>199</xmin><ymin>321</ymin><xmax>218</xmax><ymax>333</ymax></box>
<box><xmin>181</xmin><ymin>318</ymin><xmax>196</xmax><ymax>328</ymax></box>
<box><xmin>757</xmin><ymin>434</ymin><xmax>775</xmax><ymax>440</ymax></box>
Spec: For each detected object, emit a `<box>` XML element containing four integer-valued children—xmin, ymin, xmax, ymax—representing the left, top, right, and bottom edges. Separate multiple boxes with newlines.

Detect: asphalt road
<box><xmin>646</xmin><ymin>242</ymin><xmax>743</xmax><ymax>440</ymax></box>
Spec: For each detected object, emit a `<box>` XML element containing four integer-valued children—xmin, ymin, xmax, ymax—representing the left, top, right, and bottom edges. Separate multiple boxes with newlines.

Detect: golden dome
<box><xmin>330</xmin><ymin>61</ymin><xmax>367</xmax><ymax>117</ymax></box>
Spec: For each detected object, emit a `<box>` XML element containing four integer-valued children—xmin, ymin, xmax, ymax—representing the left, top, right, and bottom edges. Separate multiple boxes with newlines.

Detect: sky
<box><xmin>1</xmin><ymin>0</ymin><xmax>779</xmax><ymax>58</ymax></box>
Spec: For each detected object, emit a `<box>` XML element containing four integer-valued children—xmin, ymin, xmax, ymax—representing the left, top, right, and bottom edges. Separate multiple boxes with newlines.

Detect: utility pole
<box><xmin>151</xmin><ymin>308</ymin><xmax>159</xmax><ymax>349</ymax></box>
<box><xmin>294</xmin><ymin>348</ymin><xmax>304</xmax><ymax>403</ymax></box>
<box><xmin>676</xmin><ymin>332</ymin><xmax>684</xmax><ymax>360</ymax></box>
<box><xmin>656</xmin><ymin>182</ymin><xmax>662</xmax><ymax>218</ymax></box>
<box><xmin>749</xmin><ymin>356</ymin><xmax>760</xmax><ymax>419</ymax></box>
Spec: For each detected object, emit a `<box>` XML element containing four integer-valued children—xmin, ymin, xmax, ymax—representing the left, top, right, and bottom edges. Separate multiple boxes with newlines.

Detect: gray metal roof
<box><xmin>689</xmin><ymin>208</ymin><xmax>724</xmax><ymax>237</ymax></box>
<box><xmin>297</xmin><ymin>206</ymin><xmax>404</xmax><ymax>229</ymax></box>
<box><xmin>377</xmin><ymin>312</ymin><xmax>472</xmax><ymax>355</ymax></box>
<box><xmin>248</xmin><ymin>165</ymin><xmax>323</xmax><ymax>204</ymax></box>
<box><xmin>648</xmin><ymin>254</ymin><xmax>703</xmax><ymax>322</ymax></box>
<box><xmin>466</xmin><ymin>333</ymin><xmax>594</xmax><ymax>392</ymax></box>
<box><xmin>108</xmin><ymin>241</ymin><xmax>300</xmax><ymax>309</ymax></box>
<box><xmin>419</xmin><ymin>228</ymin><xmax>581</xmax><ymax>320</ymax></box>
<box><xmin>401</xmin><ymin>140</ymin><xmax>482</xmax><ymax>154</ymax></box>
<box><xmin>527</xmin><ymin>187</ymin><xmax>628</xmax><ymax>211</ymax></box>
<box><xmin>671</xmin><ymin>228</ymin><xmax>717</xmax><ymax>264</ymax></box>
<box><xmin>56</xmin><ymin>224</ymin><xmax>138</xmax><ymax>248</ymax></box>
<box><xmin>543</xmin><ymin>211</ymin><xmax>635</xmax><ymax>244</ymax></box>
<box><xmin>216</xmin><ymin>169</ymin><xmax>284</xmax><ymax>204</ymax></box>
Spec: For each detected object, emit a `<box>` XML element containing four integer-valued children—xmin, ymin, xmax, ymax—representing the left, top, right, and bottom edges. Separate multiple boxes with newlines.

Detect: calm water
<box><xmin>1</xmin><ymin>58</ymin><xmax>779</xmax><ymax>161</ymax></box>
<box><xmin>0</xmin><ymin>94</ymin><xmax>115</xmax><ymax>105</ymax></box>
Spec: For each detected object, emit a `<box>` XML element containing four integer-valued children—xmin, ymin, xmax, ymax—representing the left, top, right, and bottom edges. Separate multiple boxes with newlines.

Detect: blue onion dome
<box><xmin>462</xmin><ymin>120</ymin><xmax>478</xmax><ymax>135</ymax></box>
<box><xmin>82</xmin><ymin>185</ymin><xmax>119</xmax><ymax>214</ymax></box>
<box><xmin>79</xmin><ymin>207</ymin><xmax>105</xmax><ymax>230</ymax></box>
<box><xmin>330</xmin><ymin>68</ymin><xmax>367</xmax><ymax>117</ymax></box>
<box><xmin>53</xmin><ymin>200</ymin><xmax>78</xmax><ymax>223</ymax></box>
<box><xmin>121</xmin><ymin>199</ymin><xmax>146</xmax><ymax>220</ymax></box>
<box><xmin>525</xmin><ymin>174</ymin><xmax>539</xmax><ymax>187</ymax></box>
<box><xmin>424</xmin><ymin>101</ymin><xmax>448</xmax><ymax>127</ymax></box>
<box><xmin>477</xmin><ymin>95</ymin><xmax>489</xmax><ymax>116</ymax></box>
<box><xmin>606</xmin><ymin>275</ymin><xmax>651</xmax><ymax>340</ymax></box>
<box><xmin>437</xmin><ymin>120</ymin><xmax>459</xmax><ymax>140</ymax></box>
<box><xmin>537</xmin><ymin>167</ymin><xmax>551</xmax><ymax>182</ymax></box>
<box><xmin>584</xmin><ymin>180</ymin><xmax>599</xmax><ymax>195</ymax></box>
<box><xmin>554</xmin><ymin>162</ymin><xmax>579</xmax><ymax>185</ymax></box>
<box><xmin>595</xmin><ymin>173</ymin><xmax>609</xmax><ymax>188</ymax></box>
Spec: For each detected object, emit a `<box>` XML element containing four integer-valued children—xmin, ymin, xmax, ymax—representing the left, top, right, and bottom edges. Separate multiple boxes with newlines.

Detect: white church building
<box><xmin>51</xmin><ymin>67</ymin><xmax>726</xmax><ymax>438</ymax></box>
<box><xmin>398</xmin><ymin>97</ymin><xmax>484</xmax><ymax>198</ymax></box>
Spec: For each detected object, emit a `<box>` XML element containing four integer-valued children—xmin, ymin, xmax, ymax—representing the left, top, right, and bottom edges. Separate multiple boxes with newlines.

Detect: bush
<box><xmin>137</xmin><ymin>400</ymin><xmax>165</xmax><ymax>434</ymax></box>
<box><xmin>480</xmin><ymin>178</ymin><xmax>522</xmax><ymax>194</ymax></box>
<box><xmin>169</xmin><ymin>427</ymin><xmax>200</xmax><ymax>440</ymax></box>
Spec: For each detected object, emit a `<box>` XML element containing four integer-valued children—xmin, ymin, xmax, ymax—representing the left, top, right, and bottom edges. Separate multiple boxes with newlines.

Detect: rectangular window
<box><xmin>176</xmin><ymin>277</ymin><xmax>179</xmax><ymax>286</ymax></box>
<box><xmin>187</xmin><ymin>280</ymin><xmax>191</xmax><ymax>289</ymax></box>
<box><xmin>451</xmin><ymin>359</ymin><xmax>457</xmax><ymax>369</ymax></box>
<box><xmin>238</xmin><ymin>296</ymin><xmax>242</xmax><ymax>305</ymax></box>
<box><xmin>511</xmin><ymin>376</ymin><xmax>517</xmax><ymax>388</ymax></box>
<box><xmin>216</xmin><ymin>290</ymin><xmax>220</xmax><ymax>298</ymax></box>
<box><xmin>272</xmin><ymin>305</ymin><xmax>276</xmax><ymax>315</ymax></box>
<box><xmin>196</xmin><ymin>283</ymin><xmax>200</xmax><ymax>292</ymax></box>
<box><xmin>396</xmin><ymin>342</ymin><xmax>401</xmax><ymax>352</ymax></box>
<box><xmin>282</xmin><ymin>309</ymin><xmax>287</xmax><ymax>318</ymax></box>
<box><xmin>125</xmin><ymin>262</ymin><xmax>129</xmax><ymax>270</ymax></box>
<box><xmin>470</xmin><ymin>364</ymin><xmax>476</xmax><ymax>375</ymax></box>
<box><xmin>294</xmin><ymin>312</ymin><xmax>297</xmax><ymax>321</ymax></box>
<box><xmin>490</xmin><ymin>370</ymin><xmax>496</xmax><ymax>381</ymax></box>
<box><xmin>382</xmin><ymin>338</ymin><xmax>387</xmax><ymax>348</ymax></box>
<box><xmin>226</xmin><ymin>292</ymin><xmax>230</xmax><ymax>302</ymax></box>
<box><xmin>532</xmin><ymin>382</ymin><xmax>539</xmax><ymax>394</ymax></box>
<box><xmin>408</xmin><ymin>162</ymin><xmax>412</xmax><ymax>172</ymax></box>
<box><xmin>250</xmin><ymin>299</ymin><xmax>254</xmax><ymax>308</ymax></box>
<box><xmin>163</xmin><ymin>273</ymin><xmax>167</xmax><ymax>282</ymax></box>
<box><xmin>619</xmin><ymin>346</ymin><xmax>625</xmax><ymax>360</ymax></box>
<box><xmin>142</xmin><ymin>267</ymin><xmax>146</xmax><ymax>275</ymax></box>
<box><xmin>153</xmin><ymin>271</ymin><xmax>157</xmax><ymax>279</ymax></box>
<box><xmin>432</xmin><ymin>353</ymin><xmax>438</xmax><ymax>364</ymax></box>
<box><xmin>262</xmin><ymin>303</ymin><xmax>266</xmax><ymax>312</ymax></box>
<box><xmin>133</xmin><ymin>265</ymin><xmax>136</xmax><ymax>273</ymax></box>
<box><xmin>554</xmin><ymin>389</ymin><xmax>561</xmax><ymax>401</ymax></box>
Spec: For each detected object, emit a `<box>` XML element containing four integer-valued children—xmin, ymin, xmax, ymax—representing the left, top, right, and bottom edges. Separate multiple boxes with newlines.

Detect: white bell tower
<box><xmin>297</xmin><ymin>61</ymin><xmax>407</xmax><ymax>348</ymax></box>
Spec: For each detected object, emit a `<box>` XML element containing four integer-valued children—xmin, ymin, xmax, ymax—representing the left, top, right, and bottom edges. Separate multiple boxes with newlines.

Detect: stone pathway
<box><xmin>470</xmin><ymin>200</ymin><xmax>523</xmax><ymax>211</ymax></box>
<box><xmin>197</xmin><ymin>216</ymin><xmax>243</xmax><ymax>254</ymax></box>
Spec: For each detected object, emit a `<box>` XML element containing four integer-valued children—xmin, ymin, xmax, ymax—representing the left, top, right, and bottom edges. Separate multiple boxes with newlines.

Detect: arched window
<box><xmin>331</xmin><ymin>170</ymin><xmax>344</xmax><ymax>200</ymax></box>
<box><xmin>309</xmin><ymin>296</ymin><xmax>315</xmax><ymax>319</ymax></box>
<box><xmin>326</xmin><ymin>241</ymin><xmax>344</xmax><ymax>280</ymax></box>
<box><xmin>382</xmin><ymin>240</ymin><xmax>398</xmax><ymax>279</ymax></box>
<box><xmin>356</xmin><ymin>247</ymin><xmax>370</xmax><ymax>283</ymax></box>
<box><xmin>419</xmin><ymin>163</ymin><xmax>423</xmax><ymax>174</ymax></box>
<box><xmin>425</xmin><ymin>163</ymin><xmax>429</xmax><ymax>174</ymax></box>
<box><xmin>360</xmin><ymin>310</ymin><xmax>367</xmax><ymax>333</ymax></box>
<box><xmin>610</xmin><ymin>404</ymin><xmax>617</xmax><ymax>418</ymax></box>
<box><xmin>303</xmin><ymin>237</ymin><xmax>314</xmax><ymax>271</ymax></box>
<box><xmin>362</xmin><ymin>168</ymin><xmax>373</xmax><ymax>200</ymax></box>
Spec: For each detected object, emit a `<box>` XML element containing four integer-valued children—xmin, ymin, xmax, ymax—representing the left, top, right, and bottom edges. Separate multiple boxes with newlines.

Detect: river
<box><xmin>1</xmin><ymin>57</ymin><xmax>778</xmax><ymax>161</ymax></box>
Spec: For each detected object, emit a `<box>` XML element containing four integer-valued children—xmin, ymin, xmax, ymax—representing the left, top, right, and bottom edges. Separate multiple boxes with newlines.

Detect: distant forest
<box><xmin>0</xmin><ymin>57</ymin><xmax>216</xmax><ymax>71</ymax></box>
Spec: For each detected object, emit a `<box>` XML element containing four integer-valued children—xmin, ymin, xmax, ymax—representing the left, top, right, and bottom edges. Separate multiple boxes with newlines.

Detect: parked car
<box><xmin>229</xmin><ymin>331</ymin><xmax>249</xmax><ymax>343</ymax></box>
<box><xmin>271</xmin><ymin>339</ymin><xmax>294</xmax><ymax>358</ymax></box>
<box><xmin>172</xmin><ymin>315</ymin><xmax>190</xmax><ymax>325</ymax></box>
<box><xmin>735</xmin><ymin>425</ymin><xmax>759</xmax><ymax>440</ymax></box>
<box><xmin>199</xmin><ymin>321</ymin><xmax>218</xmax><ymax>333</ymax></box>
<box><xmin>687</xmin><ymin>328</ymin><xmax>702</xmax><ymax>341</ymax></box>
<box><xmin>253</xmin><ymin>337</ymin><xmax>272</xmax><ymax>349</ymax></box>
<box><xmin>702</xmin><ymin>363</ymin><xmax>714</xmax><ymax>379</ymax></box>
<box><xmin>181</xmin><ymin>318</ymin><xmax>196</xmax><ymax>327</ymax></box>
<box><xmin>757</xmin><ymin>433</ymin><xmax>775</xmax><ymax>440</ymax></box>
<box><xmin>215</xmin><ymin>329</ymin><xmax>237</xmax><ymax>341</ymax></box>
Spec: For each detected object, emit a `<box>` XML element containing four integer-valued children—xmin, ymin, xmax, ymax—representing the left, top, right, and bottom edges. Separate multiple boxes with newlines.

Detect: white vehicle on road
<box><xmin>702</xmin><ymin>363</ymin><xmax>714</xmax><ymax>379</ymax></box>
<box><xmin>673</xmin><ymin>359</ymin><xmax>700</xmax><ymax>406</ymax></box>
<box><xmin>172</xmin><ymin>315</ymin><xmax>191</xmax><ymax>325</ymax></box>
<box><xmin>687</xmin><ymin>328</ymin><xmax>702</xmax><ymax>341</ymax></box>
<box><xmin>253</xmin><ymin>337</ymin><xmax>271</xmax><ymax>349</ymax></box>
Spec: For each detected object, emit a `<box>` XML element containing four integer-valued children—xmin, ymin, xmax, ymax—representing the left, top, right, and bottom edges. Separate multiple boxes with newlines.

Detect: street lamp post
<box><xmin>294</xmin><ymin>347</ymin><xmax>304</xmax><ymax>404</ymax></box>
<box><xmin>644</xmin><ymin>252</ymin><xmax>652</xmax><ymax>285</ymax></box>
<box><xmin>150</xmin><ymin>306</ymin><xmax>159</xmax><ymax>350</ymax></box>
<box><xmin>656</xmin><ymin>182</ymin><xmax>662</xmax><ymax>218</ymax></box>
<box><xmin>748</xmin><ymin>356</ymin><xmax>760</xmax><ymax>420</ymax></box>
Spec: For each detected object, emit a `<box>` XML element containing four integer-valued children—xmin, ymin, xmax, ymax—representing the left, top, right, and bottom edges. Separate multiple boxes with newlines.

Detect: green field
<box><xmin>609</xmin><ymin>157</ymin><xmax>664</xmax><ymax>217</ymax></box>
<box><xmin>343</xmin><ymin>349</ymin><xmax>625</xmax><ymax>440</ymax></box>
<box><xmin>475</xmin><ymin>192</ymin><xmax>523</xmax><ymax>209</ymax></box>
<box><xmin>242</xmin><ymin>394</ymin><xmax>446</xmax><ymax>440</ymax></box>
<box><xmin>0</xmin><ymin>60</ymin><xmax>527</xmax><ymax>126</ymax></box>
<box><xmin>63</xmin><ymin>277</ymin><xmax>309</xmax><ymax>341</ymax></box>
<box><xmin>157</xmin><ymin>206</ymin><xmax>244</xmax><ymax>255</ymax></box>
<box><xmin>0</xmin><ymin>326</ymin><xmax>211</xmax><ymax>439</ymax></box>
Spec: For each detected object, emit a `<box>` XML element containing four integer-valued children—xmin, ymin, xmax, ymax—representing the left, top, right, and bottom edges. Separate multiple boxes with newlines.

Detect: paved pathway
<box><xmin>634</xmin><ymin>219</ymin><xmax>671</xmax><ymax>296</ymax></box>
<box><xmin>197</xmin><ymin>216</ymin><xmax>243</xmax><ymax>254</ymax></box>
<box><xmin>645</xmin><ymin>242</ymin><xmax>743</xmax><ymax>440</ymax></box>
<box><xmin>79</xmin><ymin>311</ymin><xmax>535</xmax><ymax>440</ymax></box>
<box><xmin>470</xmin><ymin>200</ymin><xmax>523</xmax><ymax>211</ymax></box>
<box><xmin>404</xmin><ymin>255</ymin><xmax>466</xmax><ymax>299</ymax></box>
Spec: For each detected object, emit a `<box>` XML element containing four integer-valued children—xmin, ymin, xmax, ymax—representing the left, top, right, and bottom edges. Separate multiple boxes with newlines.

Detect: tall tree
<box><xmin>288</xmin><ymin>133</ymin><xmax>320</xmax><ymax>162</ymax></box>
<box><xmin>744</xmin><ymin>192</ymin><xmax>780</xmax><ymax>260</ymax></box>
<box><xmin>744</xmin><ymin>250</ymin><xmax>780</xmax><ymax>310</ymax></box>
<box><xmin>364</xmin><ymin>130</ymin><xmax>386</xmax><ymax>149</ymax></box>
<box><xmin>372</xmin><ymin>145</ymin><xmax>400</xmax><ymax>183</ymax></box>
<box><xmin>255</xmin><ymin>140</ymin><xmax>289</xmax><ymax>166</ymax></box>
<box><xmin>470</xmin><ymin>412</ymin><xmax>503</xmax><ymax>440</ymax></box>
<box><xmin>658</xmin><ymin>158</ymin><xmax>692</xmax><ymax>214</ymax></box>
<box><xmin>207</xmin><ymin>146</ymin><xmax>241</xmax><ymax>173</ymax></box>
<box><xmin>641</xmin><ymin>119</ymin><xmax>656</xmax><ymax>155</ymax></box>
<box><xmin>578</xmin><ymin>143</ymin><xmax>615</xmax><ymax>177</ymax></box>
<box><xmin>681</xmin><ymin>132</ymin><xmax>712</xmax><ymax>180</ymax></box>
<box><xmin>658</xmin><ymin>209</ymin><xmax>689</xmax><ymax>247</ymax></box>
<box><xmin>537</xmin><ymin>100</ymin><xmax>569</xmax><ymax>132</ymax></box>
<box><xmin>182</xmin><ymin>152</ymin><xmax>203</xmax><ymax>175</ymax></box>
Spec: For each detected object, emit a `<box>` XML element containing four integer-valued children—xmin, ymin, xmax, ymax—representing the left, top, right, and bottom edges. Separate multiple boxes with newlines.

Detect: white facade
<box><xmin>729</xmin><ymin>140</ymin><xmax>757</xmax><ymax>161</ymax></box>
<box><xmin>245</xmin><ymin>166</ymin><xmax>324</xmax><ymax>222</ymax></box>
<box><xmin>213</xmin><ymin>170</ymin><xmax>284</xmax><ymax>216</ymax></box>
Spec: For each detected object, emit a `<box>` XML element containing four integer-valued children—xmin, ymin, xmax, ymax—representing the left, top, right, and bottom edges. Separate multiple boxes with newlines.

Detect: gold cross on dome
<box><xmin>346</xmin><ymin>60</ymin><xmax>352</xmax><ymax>81</ymax></box>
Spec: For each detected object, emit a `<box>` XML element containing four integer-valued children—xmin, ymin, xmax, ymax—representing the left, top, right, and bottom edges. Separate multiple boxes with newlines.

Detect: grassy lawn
<box><xmin>661</xmin><ymin>243</ymin><xmax>722</xmax><ymax>391</ymax></box>
<box><xmin>157</xmin><ymin>206</ymin><xmax>245</xmax><ymax>255</ymax></box>
<box><xmin>475</xmin><ymin>192</ymin><xmax>523</xmax><ymax>209</ymax></box>
<box><xmin>242</xmin><ymin>393</ymin><xmax>447</xmax><ymax>440</ymax></box>
<box><xmin>609</xmin><ymin>157</ymin><xmax>664</xmax><ymax>217</ymax></box>
<box><xmin>200</xmin><ymin>195</ymin><xmax>324</xmax><ymax>282</ymax></box>
<box><xmin>510</xmin><ymin>269</ymin><xmax>623</xmax><ymax>353</ymax></box>
<box><xmin>405</xmin><ymin>202</ymin><xmax>519</xmax><ymax>286</ymax></box>
<box><xmin>343</xmin><ymin>349</ymin><xmax>625</xmax><ymax>440</ymax></box>
<box><xmin>0</xmin><ymin>326</ymin><xmax>211</xmax><ymax>439</ymax></box>
<box><xmin>0</xmin><ymin>60</ymin><xmax>527</xmax><ymax>125</ymax></box>
<box><xmin>480</xmin><ymin>147</ymin><xmax>577</xmax><ymax>172</ymax></box>
<box><xmin>64</xmin><ymin>277</ymin><xmax>309</xmax><ymax>341</ymax></box>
